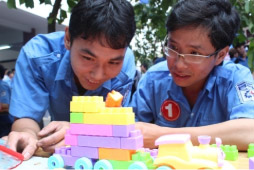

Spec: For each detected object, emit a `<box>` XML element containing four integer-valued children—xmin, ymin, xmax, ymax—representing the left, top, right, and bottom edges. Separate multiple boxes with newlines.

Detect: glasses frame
<box><xmin>163</xmin><ymin>35</ymin><xmax>221</xmax><ymax>63</ymax></box>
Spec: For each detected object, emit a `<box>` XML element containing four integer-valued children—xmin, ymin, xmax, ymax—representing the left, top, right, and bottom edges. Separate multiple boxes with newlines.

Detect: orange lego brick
<box><xmin>105</xmin><ymin>90</ymin><xmax>123</xmax><ymax>107</ymax></box>
<box><xmin>99</xmin><ymin>148</ymin><xmax>136</xmax><ymax>161</ymax></box>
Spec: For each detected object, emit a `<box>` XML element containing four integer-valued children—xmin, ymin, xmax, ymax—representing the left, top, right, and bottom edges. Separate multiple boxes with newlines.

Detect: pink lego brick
<box><xmin>65</xmin><ymin>130</ymin><xmax>78</xmax><ymax>146</ymax></box>
<box><xmin>71</xmin><ymin>146</ymin><xmax>99</xmax><ymax>159</ymax></box>
<box><xmin>70</xmin><ymin>123</ymin><xmax>113</xmax><ymax>136</ymax></box>
<box><xmin>250</xmin><ymin>157</ymin><xmax>254</xmax><ymax>170</ymax></box>
<box><xmin>120</xmin><ymin>130</ymin><xmax>144</xmax><ymax>150</ymax></box>
<box><xmin>112</xmin><ymin>124</ymin><xmax>135</xmax><ymax>137</ymax></box>
<box><xmin>78</xmin><ymin>135</ymin><xmax>121</xmax><ymax>148</ymax></box>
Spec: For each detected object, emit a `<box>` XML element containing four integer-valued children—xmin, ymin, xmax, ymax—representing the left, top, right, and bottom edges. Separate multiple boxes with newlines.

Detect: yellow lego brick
<box><xmin>83</xmin><ymin>111</ymin><xmax>135</xmax><ymax>125</ymax></box>
<box><xmin>70</xmin><ymin>96</ymin><xmax>105</xmax><ymax>113</ymax></box>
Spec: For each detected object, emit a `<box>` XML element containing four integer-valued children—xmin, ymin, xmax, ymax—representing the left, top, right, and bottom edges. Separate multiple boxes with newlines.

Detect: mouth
<box><xmin>172</xmin><ymin>72</ymin><xmax>191</xmax><ymax>79</ymax></box>
<box><xmin>87</xmin><ymin>78</ymin><xmax>100</xmax><ymax>85</ymax></box>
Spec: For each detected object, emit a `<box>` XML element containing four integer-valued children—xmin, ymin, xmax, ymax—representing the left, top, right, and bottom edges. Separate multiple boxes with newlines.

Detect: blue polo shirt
<box><xmin>0</xmin><ymin>80</ymin><xmax>13</xmax><ymax>137</ymax></box>
<box><xmin>130</xmin><ymin>60</ymin><xmax>254</xmax><ymax>127</ymax></box>
<box><xmin>10</xmin><ymin>32</ymin><xmax>136</xmax><ymax>123</ymax></box>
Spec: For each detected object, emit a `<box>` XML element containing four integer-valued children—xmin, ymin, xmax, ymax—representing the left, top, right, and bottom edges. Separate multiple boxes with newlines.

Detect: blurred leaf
<box><xmin>7</xmin><ymin>0</ymin><xmax>16</xmax><ymax>8</ymax></box>
<box><xmin>24</xmin><ymin>0</ymin><xmax>34</xmax><ymax>8</ymax></box>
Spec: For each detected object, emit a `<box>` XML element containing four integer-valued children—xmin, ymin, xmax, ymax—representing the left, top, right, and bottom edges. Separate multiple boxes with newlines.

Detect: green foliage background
<box><xmin>7</xmin><ymin>0</ymin><xmax>254</xmax><ymax>71</ymax></box>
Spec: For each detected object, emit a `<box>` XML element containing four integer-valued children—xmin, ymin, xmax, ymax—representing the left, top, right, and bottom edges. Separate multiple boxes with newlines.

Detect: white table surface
<box><xmin>14</xmin><ymin>156</ymin><xmax>48</xmax><ymax>170</ymax></box>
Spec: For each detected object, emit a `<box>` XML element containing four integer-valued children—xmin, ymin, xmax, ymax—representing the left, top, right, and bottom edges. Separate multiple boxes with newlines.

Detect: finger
<box><xmin>6</xmin><ymin>132</ymin><xmax>20</xmax><ymax>152</ymax></box>
<box><xmin>41</xmin><ymin>139</ymin><xmax>65</xmax><ymax>153</ymax></box>
<box><xmin>38</xmin><ymin>122</ymin><xmax>56</xmax><ymax>137</ymax></box>
<box><xmin>37</xmin><ymin>130</ymin><xmax>64</xmax><ymax>147</ymax></box>
<box><xmin>1</xmin><ymin>136</ymin><xmax>8</xmax><ymax>141</ymax></box>
<box><xmin>22</xmin><ymin>143</ymin><xmax>38</xmax><ymax>160</ymax></box>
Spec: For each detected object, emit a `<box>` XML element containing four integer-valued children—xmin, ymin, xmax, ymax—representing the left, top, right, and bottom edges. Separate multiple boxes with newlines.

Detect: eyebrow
<box><xmin>81</xmin><ymin>48</ymin><xmax>125</xmax><ymax>61</ymax></box>
<box><xmin>169</xmin><ymin>37</ymin><xmax>204</xmax><ymax>50</ymax></box>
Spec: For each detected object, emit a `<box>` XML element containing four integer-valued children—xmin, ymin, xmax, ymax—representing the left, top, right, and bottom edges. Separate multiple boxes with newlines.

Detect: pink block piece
<box><xmin>78</xmin><ymin>135</ymin><xmax>121</xmax><ymax>148</ymax></box>
<box><xmin>65</xmin><ymin>130</ymin><xmax>78</xmax><ymax>146</ymax></box>
<box><xmin>71</xmin><ymin>146</ymin><xmax>99</xmax><ymax>159</ymax></box>
<box><xmin>120</xmin><ymin>131</ymin><xmax>144</xmax><ymax>150</ymax></box>
<box><xmin>250</xmin><ymin>157</ymin><xmax>254</xmax><ymax>170</ymax></box>
<box><xmin>112</xmin><ymin>124</ymin><xmax>135</xmax><ymax>137</ymax></box>
<box><xmin>70</xmin><ymin>123</ymin><xmax>113</xmax><ymax>136</ymax></box>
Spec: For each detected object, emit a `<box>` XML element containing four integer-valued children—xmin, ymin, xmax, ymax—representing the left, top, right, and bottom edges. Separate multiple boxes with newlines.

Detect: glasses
<box><xmin>163</xmin><ymin>36</ymin><xmax>221</xmax><ymax>64</ymax></box>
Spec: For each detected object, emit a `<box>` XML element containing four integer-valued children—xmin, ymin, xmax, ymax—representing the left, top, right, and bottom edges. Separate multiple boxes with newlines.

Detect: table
<box><xmin>14</xmin><ymin>151</ymin><xmax>250</xmax><ymax>169</ymax></box>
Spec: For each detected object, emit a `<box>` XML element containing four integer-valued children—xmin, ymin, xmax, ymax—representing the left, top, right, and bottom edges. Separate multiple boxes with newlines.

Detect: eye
<box><xmin>190</xmin><ymin>51</ymin><xmax>201</xmax><ymax>55</ymax></box>
<box><xmin>82</xmin><ymin>56</ymin><xmax>94</xmax><ymax>61</ymax></box>
<box><xmin>109</xmin><ymin>61</ymin><xmax>121</xmax><ymax>65</ymax></box>
<box><xmin>168</xmin><ymin>44</ymin><xmax>178</xmax><ymax>51</ymax></box>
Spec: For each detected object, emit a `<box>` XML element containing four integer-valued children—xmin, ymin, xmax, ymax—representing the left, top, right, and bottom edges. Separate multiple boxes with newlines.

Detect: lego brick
<box><xmin>65</xmin><ymin>130</ymin><xmax>78</xmax><ymax>146</ymax></box>
<box><xmin>108</xmin><ymin>160</ymin><xmax>133</xmax><ymax>169</ymax></box>
<box><xmin>78</xmin><ymin>135</ymin><xmax>121</xmax><ymax>148</ymax></box>
<box><xmin>70</xmin><ymin>123</ymin><xmax>112</xmax><ymax>136</ymax></box>
<box><xmin>132</xmin><ymin>151</ymin><xmax>155</xmax><ymax>169</ymax></box>
<box><xmin>59</xmin><ymin>154</ymin><xmax>80</xmax><ymax>167</ymax></box>
<box><xmin>120</xmin><ymin>130</ymin><xmax>144</xmax><ymax>150</ymax></box>
<box><xmin>71</xmin><ymin>146</ymin><xmax>99</xmax><ymax>159</ymax></box>
<box><xmin>55</xmin><ymin>146</ymin><xmax>71</xmax><ymax>155</ymax></box>
<box><xmin>248</xmin><ymin>143</ymin><xmax>254</xmax><ymax>158</ymax></box>
<box><xmin>99</xmin><ymin>148</ymin><xmax>136</xmax><ymax>161</ymax></box>
<box><xmin>70</xmin><ymin>112</ymin><xmax>84</xmax><ymax>124</ymax></box>
<box><xmin>105</xmin><ymin>90</ymin><xmax>123</xmax><ymax>107</ymax></box>
<box><xmin>83</xmin><ymin>110</ymin><xmax>135</xmax><ymax>125</ymax></box>
<box><xmin>250</xmin><ymin>157</ymin><xmax>254</xmax><ymax>170</ymax></box>
<box><xmin>221</xmin><ymin>145</ymin><xmax>238</xmax><ymax>161</ymax></box>
<box><xmin>112</xmin><ymin>124</ymin><xmax>135</xmax><ymax>137</ymax></box>
<box><xmin>70</xmin><ymin>96</ymin><xmax>105</xmax><ymax>113</ymax></box>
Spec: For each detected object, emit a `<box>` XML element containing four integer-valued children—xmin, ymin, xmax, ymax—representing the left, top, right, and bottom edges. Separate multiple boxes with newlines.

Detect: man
<box><xmin>6</xmin><ymin>0</ymin><xmax>136</xmax><ymax>160</ymax></box>
<box><xmin>234</xmin><ymin>42</ymin><xmax>249</xmax><ymax>68</ymax></box>
<box><xmin>131</xmin><ymin>0</ymin><xmax>254</xmax><ymax>151</ymax></box>
<box><xmin>0</xmin><ymin>64</ymin><xmax>13</xmax><ymax>137</ymax></box>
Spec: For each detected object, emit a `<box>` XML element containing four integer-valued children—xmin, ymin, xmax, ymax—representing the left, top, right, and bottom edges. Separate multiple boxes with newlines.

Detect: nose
<box><xmin>174</xmin><ymin>54</ymin><xmax>187</xmax><ymax>69</ymax></box>
<box><xmin>90</xmin><ymin>65</ymin><xmax>106</xmax><ymax>80</ymax></box>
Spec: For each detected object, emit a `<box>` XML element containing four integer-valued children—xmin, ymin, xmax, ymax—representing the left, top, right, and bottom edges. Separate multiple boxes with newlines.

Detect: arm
<box><xmin>6</xmin><ymin>118</ymin><xmax>40</xmax><ymax>160</ymax></box>
<box><xmin>136</xmin><ymin>118</ymin><xmax>253</xmax><ymax>151</ymax></box>
<box><xmin>0</xmin><ymin>103</ymin><xmax>9</xmax><ymax>113</ymax></box>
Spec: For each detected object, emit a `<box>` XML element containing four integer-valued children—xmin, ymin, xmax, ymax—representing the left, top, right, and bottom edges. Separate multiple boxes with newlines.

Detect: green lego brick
<box><xmin>131</xmin><ymin>151</ymin><xmax>155</xmax><ymax>169</ymax></box>
<box><xmin>70</xmin><ymin>112</ymin><xmax>83</xmax><ymax>123</ymax></box>
<box><xmin>221</xmin><ymin>145</ymin><xmax>238</xmax><ymax>161</ymax></box>
<box><xmin>248</xmin><ymin>143</ymin><xmax>254</xmax><ymax>158</ymax></box>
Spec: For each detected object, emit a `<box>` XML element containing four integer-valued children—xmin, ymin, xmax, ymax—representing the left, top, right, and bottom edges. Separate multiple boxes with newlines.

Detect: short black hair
<box><xmin>69</xmin><ymin>0</ymin><xmax>136</xmax><ymax>49</ymax></box>
<box><xmin>166</xmin><ymin>0</ymin><xmax>240</xmax><ymax>50</ymax></box>
<box><xmin>0</xmin><ymin>64</ymin><xmax>6</xmax><ymax>79</ymax></box>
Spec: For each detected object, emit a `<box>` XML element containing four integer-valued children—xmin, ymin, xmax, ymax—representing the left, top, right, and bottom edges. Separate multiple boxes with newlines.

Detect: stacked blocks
<box><xmin>49</xmin><ymin>92</ymin><xmax>154</xmax><ymax>169</ymax></box>
<box><xmin>211</xmin><ymin>144</ymin><xmax>239</xmax><ymax>161</ymax></box>
<box><xmin>250</xmin><ymin>157</ymin><xmax>254</xmax><ymax>170</ymax></box>
<box><xmin>248</xmin><ymin>143</ymin><xmax>254</xmax><ymax>158</ymax></box>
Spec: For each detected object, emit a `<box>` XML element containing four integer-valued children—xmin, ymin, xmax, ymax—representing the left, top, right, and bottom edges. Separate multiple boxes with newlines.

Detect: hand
<box><xmin>4</xmin><ymin>131</ymin><xmax>38</xmax><ymax>160</ymax></box>
<box><xmin>135</xmin><ymin>122</ymin><xmax>164</xmax><ymax>149</ymax></box>
<box><xmin>37</xmin><ymin>121</ymin><xmax>70</xmax><ymax>153</ymax></box>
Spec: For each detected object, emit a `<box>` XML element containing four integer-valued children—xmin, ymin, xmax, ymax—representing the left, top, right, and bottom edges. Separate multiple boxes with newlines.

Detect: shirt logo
<box><xmin>236</xmin><ymin>81</ymin><xmax>254</xmax><ymax>103</ymax></box>
<box><xmin>161</xmin><ymin>100</ymin><xmax>180</xmax><ymax>121</ymax></box>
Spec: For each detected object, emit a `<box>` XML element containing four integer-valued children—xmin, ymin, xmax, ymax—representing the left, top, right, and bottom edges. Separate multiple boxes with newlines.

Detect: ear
<box><xmin>64</xmin><ymin>27</ymin><xmax>71</xmax><ymax>50</ymax></box>
<box><xmin>215</xmin><ymin>46</ymin><xmax>229</xmax><ymax>66</ymax></box>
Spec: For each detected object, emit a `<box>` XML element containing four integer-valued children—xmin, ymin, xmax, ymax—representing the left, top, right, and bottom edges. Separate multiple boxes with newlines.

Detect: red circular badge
<box><xmin>161</xmin><ymin>100</ymin><xmax>180</xmax><ymax>121</ymax></box>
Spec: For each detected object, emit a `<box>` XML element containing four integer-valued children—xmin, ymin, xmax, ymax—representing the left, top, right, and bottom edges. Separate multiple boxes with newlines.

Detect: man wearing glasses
<box><xmin>130</xmin><ymin>0</ymin><xmax>254</xmax><ymax>151</ymax></box>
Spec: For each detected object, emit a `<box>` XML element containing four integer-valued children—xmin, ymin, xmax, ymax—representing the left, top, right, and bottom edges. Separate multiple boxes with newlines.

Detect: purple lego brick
<box><xmin>250</xmin><ymin>157</ymin><xmax>254</xmax><ymax>170</ymax></box>
<box><xmin>112</xmin><ymin>124</ymin><xmax>135</xmax><ymax>137</ymax></box>
<box><xmin>60</xmin><ymin>154</ymin><xmax>80</xmax><ymax>167</ymax></box>
<box><xmin>71</xmin><ymin>145</ymin><xmax>99</xmax><ymax>159</ymax></box>
<box><xmin>120</xmin><ymin>130</ymin><xmax>144</xmax><ymax>150</ymax></box>
<box><xmin>70</xmin><ymin>123</ymin><xmax>113</xmax><ymax>136</ymax></box>
<box><xmin>55</xmin><ymin>146</ymin><xmax>71</xmax><ymax>155</ymax></box>
<box><xmin>78</xmin><ymin>135</ymin><xmax>121</xmax><ymax>148</ymax></box>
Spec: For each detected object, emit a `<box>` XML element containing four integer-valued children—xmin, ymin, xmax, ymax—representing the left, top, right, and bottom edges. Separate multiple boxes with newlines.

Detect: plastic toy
<box><xmin>48</xmin><ymin>91</ymin><xmax>235</xmax><ymax>170</ymax></box>
<box><xmin>248</xmin><ymin>143</ymin><xmax>254</xmax><ymax>158</ymax></box>
<box><xmin>0</xmin><ymin>139</ymin><xmax>24</xmax><ymax>169</ymax></box>
<box><xmin>250</xmin><ymin>157</ymin><xmax>254</xmax><ymax>170</ymax></box>
<box><xmin>211</xmin><ymin>144</ymin><xmax>239</xmax><ymax>161</ymax></box>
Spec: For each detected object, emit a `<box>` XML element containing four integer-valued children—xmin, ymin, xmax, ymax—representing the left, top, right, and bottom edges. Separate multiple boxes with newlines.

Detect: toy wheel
<box><xmin>156</xmin><ymin>166</ymin><xmax>173</xmax><ymax>170</ymax></box>
<box><xmin>48</xmin><ymin>154</ymin><xmax>64</xmax><ymax>169</ymax></box>
<box><xmin>128</xmin><ymin>162</ymin><xmax>148</xmax><ymax>170</ymax></box>
<box><xmin>94</xmin><ymin>159</ymin><xmax>113</xmax><ymax>170</ymax></box>
<box><xmin>74</xmin><ymin>157</ymin><xmax>93</xmax><ymax>170</ymax></box>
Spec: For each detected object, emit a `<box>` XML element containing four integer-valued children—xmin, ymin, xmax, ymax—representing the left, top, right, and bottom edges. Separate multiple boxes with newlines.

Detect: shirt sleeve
<box><xmin>226</xmin><ymin>64</ymin><xmax>254</xmax><ymax>119</ymax></box>
<box><xmin>9</xmin><ymin>47</ymin><xmax>49</xmax><ymax>123</ymax></box>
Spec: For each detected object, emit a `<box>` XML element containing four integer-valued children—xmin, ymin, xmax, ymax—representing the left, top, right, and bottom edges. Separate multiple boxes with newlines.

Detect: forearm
<box><xmin>11</xmin><ymin>118</ymin><xmax>41</xmax><ymax>139</ymax></box>
<box><xmin>158</xmin><ymin>119</ymin><xmax>253</xmax><ymax>151</ymax></box>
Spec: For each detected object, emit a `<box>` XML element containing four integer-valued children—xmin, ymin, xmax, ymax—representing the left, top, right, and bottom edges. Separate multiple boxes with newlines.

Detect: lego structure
<box><xmin>248</xmin><ymin>143</ymin><xmax>254</xmax><ymax>158</ymax></box>
<box><xmin>48</xmin><ymin>91</ymin><xmax>235</xmax><ymax>170</ymax></box>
